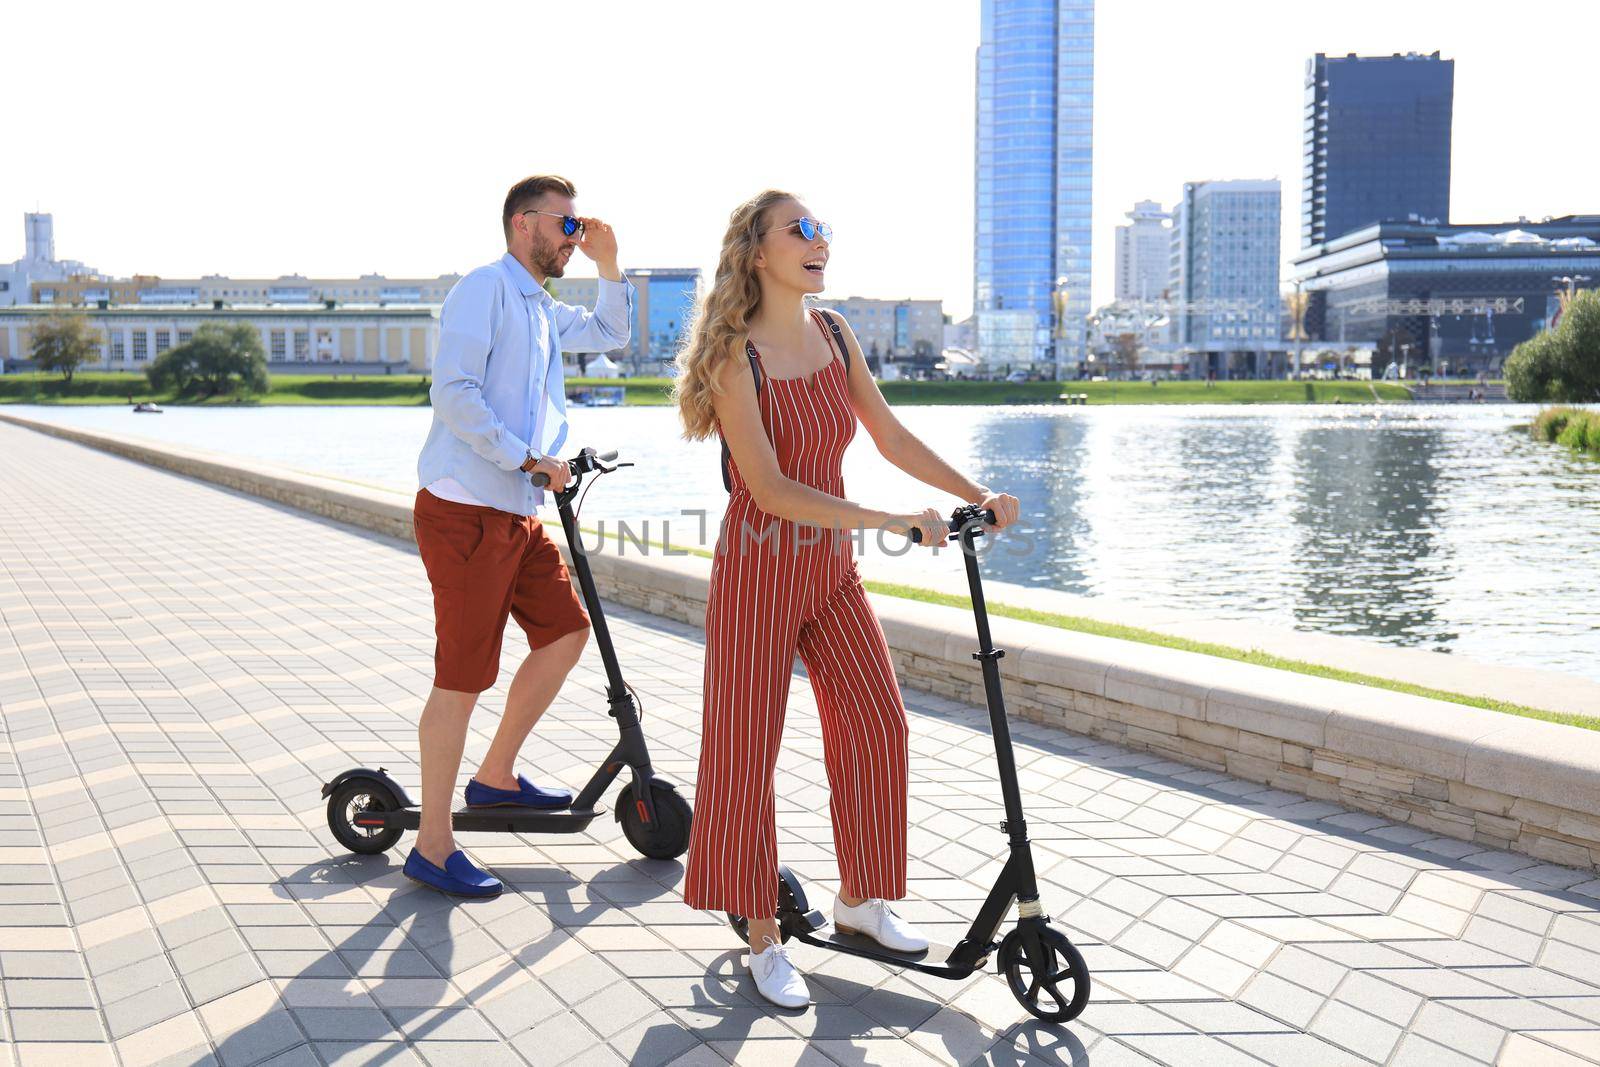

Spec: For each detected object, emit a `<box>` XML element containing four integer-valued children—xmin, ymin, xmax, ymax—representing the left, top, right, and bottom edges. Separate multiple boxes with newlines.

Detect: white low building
<box><xmin>1</xmin><ymin>304</ymin><xmax>440</xmax><ymax>373</ymax></box>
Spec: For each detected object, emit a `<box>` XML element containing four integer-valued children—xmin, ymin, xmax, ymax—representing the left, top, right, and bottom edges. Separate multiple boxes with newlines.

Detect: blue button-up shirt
<box><xmin>418</xmin><ymin>253</ymin><xmax>634</xmax><ymax>515</ymax></box>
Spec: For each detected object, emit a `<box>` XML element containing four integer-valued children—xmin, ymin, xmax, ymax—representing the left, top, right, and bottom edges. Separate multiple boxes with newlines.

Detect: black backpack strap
<box><xmin>814</xmin><ymin>309</ymin><xmax>851</xmax><ymax>376</ymax></box>
<box><xmin>720</xmin><ymin>341</ymin><xmax>765</xmax><ymax>492</ymax></box>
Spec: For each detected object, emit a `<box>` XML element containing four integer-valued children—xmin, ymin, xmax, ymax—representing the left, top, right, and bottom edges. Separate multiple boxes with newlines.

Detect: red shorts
<box><xmin>412</xmin><ymin>489</ymin><xmax>590</xmax><ymax>694</ymax></box>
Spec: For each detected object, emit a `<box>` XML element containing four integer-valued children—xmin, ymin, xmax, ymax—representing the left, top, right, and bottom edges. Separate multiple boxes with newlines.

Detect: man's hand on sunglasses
<box><xmin>577</xmin><ymin>218</ymin><xmax>620</xmax><ymax>278</ymax></box>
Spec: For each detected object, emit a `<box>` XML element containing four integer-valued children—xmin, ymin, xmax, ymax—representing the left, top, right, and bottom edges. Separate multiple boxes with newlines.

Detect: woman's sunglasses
<box><xmin>523</xmin><ymin>209</ymin><xmax>585</xmax><ymax>238</ymax></box>
<box><xmin>763</xmin><ymin>216</ymin><xmax>833</xmax><ymax>242</ymax></box>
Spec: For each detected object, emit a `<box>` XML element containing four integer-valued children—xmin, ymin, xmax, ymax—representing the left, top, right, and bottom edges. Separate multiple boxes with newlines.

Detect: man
<box><xmin>407</xmin><ymin>174</ymin><xmax>632</xmax><ymax>897</ymax></box>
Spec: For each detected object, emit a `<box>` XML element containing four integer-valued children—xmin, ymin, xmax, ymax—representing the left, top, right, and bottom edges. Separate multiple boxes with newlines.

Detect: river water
<box><xmin>12</xmin><ymin>402</ymin><xmax>1599</xmax><ymax>681</ymax></box>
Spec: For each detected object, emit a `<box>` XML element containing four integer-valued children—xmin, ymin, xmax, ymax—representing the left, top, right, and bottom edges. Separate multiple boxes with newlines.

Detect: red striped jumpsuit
<box><xmin>683</xmin><ymin>310</ymin><xmax>909</xmax><ymax>920</ymax></box>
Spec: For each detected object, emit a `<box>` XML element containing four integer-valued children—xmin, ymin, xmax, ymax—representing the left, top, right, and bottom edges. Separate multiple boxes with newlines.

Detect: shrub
<box><xmin>1531</xmin><ymin>406</ymin><xmax>1572</xmax><ymax>442</ymax></box>
<box><xmin>1506</xmin><ymin>290</ymin><xmax>1600</xmax><ymax>402</ymax></box>
<box><xmin>1534</xmin><ymin>406</ymin><xmax>1600</xmax><ymax>456</ymax></box>
<box><xmin>147</xmin><ymin>323</ymin><xmax>269</xmax><ymax>398</ymax></box>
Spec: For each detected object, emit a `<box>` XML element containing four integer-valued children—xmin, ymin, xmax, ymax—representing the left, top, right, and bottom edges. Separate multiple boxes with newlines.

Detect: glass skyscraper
<box><xmin>1302</xmin><ymin>52</ymin><xmax>1454</xmax><ymax>248</ymax></box>
<box><xmin>975</xmin><ymin>0</ymin><xmax>1094</xmax><ymax>375</ymax></box>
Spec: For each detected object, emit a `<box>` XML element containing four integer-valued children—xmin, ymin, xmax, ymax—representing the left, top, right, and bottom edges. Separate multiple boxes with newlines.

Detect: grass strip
<box><xmin>571</xmin><ymin>521</ymin><xmax>1593</xmax><ymax>731</ymax></box>
<box><xmin>865</xmin><ymin>580</ymin><xmax>1599</xmax><ymax>732</ymax></box>
<box><xmin>1</xmin><ymin>371</ymin><xmax>1414</xmax><ymax>407</ymax></box>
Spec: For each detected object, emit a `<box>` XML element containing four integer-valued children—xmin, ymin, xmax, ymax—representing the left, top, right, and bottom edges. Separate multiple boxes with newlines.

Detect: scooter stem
<box><xmin>552</xmin><ymin>495</ymin><xmax>628</xmax><ymax>699</ymax></box>
<box><xmin>960</xmin><ymin>527</ymin><xmax>1038</xmax><ymax>881</ymax></box>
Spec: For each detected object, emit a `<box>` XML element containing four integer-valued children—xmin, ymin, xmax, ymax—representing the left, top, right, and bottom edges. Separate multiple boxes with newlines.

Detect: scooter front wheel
<box><xmin>999</xmin><ymin>925</ymin><xmax>1090</xmax><ymax>1023</ymax></box>
<box><xmin>326</xmin><ymin>778</ymin><xmax>404</xmax><ymax>855</ymax></box>
<box><xmin>616</xmin><ymin>780</ymin><xmax>692</xmax><ymax>860</ymax></box>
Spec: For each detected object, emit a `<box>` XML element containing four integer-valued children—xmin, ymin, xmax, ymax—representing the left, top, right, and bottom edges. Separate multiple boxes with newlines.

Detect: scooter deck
<box><xmin>354</xmin><ymin>805</ymin><xmax>601</xmax><ymax>835</ymax></box>
<box><xmin>790</xmin><ymin>921</ymin><xmax>979</xmax><ymax>978</ymax></box>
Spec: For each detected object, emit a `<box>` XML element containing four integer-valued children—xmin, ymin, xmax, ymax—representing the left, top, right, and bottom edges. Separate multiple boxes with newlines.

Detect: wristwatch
<box><xmin>524</xmin><ymin>447</ymin><xmax>545</xmax><ymax>469</ymax></box>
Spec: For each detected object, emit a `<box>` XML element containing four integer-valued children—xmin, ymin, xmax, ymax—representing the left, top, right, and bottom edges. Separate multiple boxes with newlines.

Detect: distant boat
<box><xmin>133</xmin><ymin>402</ymin><xmax>164</xmax><ymax>414</ymax></box>
<box><xmin>565</xmin><ymin>386</ymin><xmax>624</xmax><ymax>407</ymax></box>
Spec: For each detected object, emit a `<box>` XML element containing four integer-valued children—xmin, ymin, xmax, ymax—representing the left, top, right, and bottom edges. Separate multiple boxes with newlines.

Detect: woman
<box><xmin>674</xmin><ymin>190</ymin><xmax>1020</xmax><ymax>1008</ymax></box>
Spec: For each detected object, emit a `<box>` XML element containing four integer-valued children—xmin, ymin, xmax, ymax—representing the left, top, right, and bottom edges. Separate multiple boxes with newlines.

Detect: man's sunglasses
<box><xmin>762</xmin><ymin>216</ymin><xmax>832</xmax><ymax>242</ymax></box>
<box><xmin>522</xmin><ymin>210</ymin><xmax>585</xmax><ymax>238</ymax></box>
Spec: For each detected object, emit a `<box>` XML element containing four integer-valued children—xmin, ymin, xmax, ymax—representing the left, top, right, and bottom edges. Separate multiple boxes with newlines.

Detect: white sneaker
<box><xmin>749</xmin><ymin>936</ymin><xmax>809</xmax><ymax>1008</ymax></box>
<box><xmin>834</xmin><ymin>897</ymin><xmax>929</xmax><ymax>953</ymax></box>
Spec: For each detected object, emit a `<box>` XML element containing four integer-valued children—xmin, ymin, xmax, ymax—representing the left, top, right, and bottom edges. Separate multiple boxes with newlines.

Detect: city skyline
<box><xmin>4</xmin><ymin>0</ymin><xmax>1596</xmax><ymax>320</ymax></box>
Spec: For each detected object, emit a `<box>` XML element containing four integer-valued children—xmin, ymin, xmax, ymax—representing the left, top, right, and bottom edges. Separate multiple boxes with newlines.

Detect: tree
<box><xmin>1506</xmin><ymin>289</ymin><xmax>1600</xmax><ymax>402</ymax></box>
<box><xmin>1112</xmin><ymin>332</ymin><xmax>1141</xmax><ymax>378</ymax></box>
<box><xmin>147</xmin><ymin>322</ymin><xmax>270</xmax><ymax>398</ymax></box>
<box><xmin>31</xmin><ymin>314</ymin><xmax>99</xmax><ymax>383</ymax></box>
<box><xmin>1505</xmin><ymin>331</ymin><xmax>1559</xmax><ymax>402</ymax></box>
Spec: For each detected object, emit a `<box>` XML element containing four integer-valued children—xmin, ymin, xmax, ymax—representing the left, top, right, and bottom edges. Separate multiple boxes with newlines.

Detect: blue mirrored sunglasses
<box><xmin>763</xmin><ymin>216</ymin><xmax>833</xmax><ymax>242</ymax></box>
<box><xmin>524</xmin><ymin>209</ymin><xmax>584</xmax><ymax>238</ymax></box>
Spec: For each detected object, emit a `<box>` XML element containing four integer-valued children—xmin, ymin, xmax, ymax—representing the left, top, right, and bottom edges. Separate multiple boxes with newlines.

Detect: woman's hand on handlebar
<box><xmin>901</xmin><ymin>508</ymin><xmax>948</xmax><ymax>547</ymax></box>
<box><xmin>975</xmin><ymin>489</ymin><xmax>1020</xmax><ymax>530</ymax></box>
<box><xmin>524</xmin><ymin>455</ymin><xmax>571</xmax><ymax>492</ymax></box>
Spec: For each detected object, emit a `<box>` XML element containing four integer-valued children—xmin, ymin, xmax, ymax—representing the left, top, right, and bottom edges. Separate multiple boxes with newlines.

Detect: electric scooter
<box><xmin>728</xmin><ymin>505</ymin><xmax>1090</xmax><ymax>1024</ymax></box>
<box><xmin>322</xmin><ymin>447</ymin><xmax>693</xmax><ymax>863</ymax></box>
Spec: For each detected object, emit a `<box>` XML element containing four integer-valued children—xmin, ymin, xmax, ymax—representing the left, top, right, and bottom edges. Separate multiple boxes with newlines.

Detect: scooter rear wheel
<box><xmin>616</xmin><ymin>780</ymin><xmax>692</xmax><ymax>860</ymax></box>
<box><xmin>326</xmin><ymin>778</ymin><xmax>404</xmax><ymax>855</ymax></box>
<box><xmin>728</xmin><ymin>866</ymin><xmax>810</xmax><ymax>945</ymax></box>
<box><xmin>999</xmin><ymin>925</ymin><xmax>1090</xmax><ymax>1023</ymax></box>
<box><xmin>727</xmin><ymin>913</ymin><xmax>795</xmax><ymax>945</ymax></box>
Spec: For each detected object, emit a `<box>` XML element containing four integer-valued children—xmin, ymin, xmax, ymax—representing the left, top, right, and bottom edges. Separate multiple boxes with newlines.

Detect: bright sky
<box><xmin>6</xmin><ymin>0</ymin><xmax>1596</xmax><ymax>319</ymax></box>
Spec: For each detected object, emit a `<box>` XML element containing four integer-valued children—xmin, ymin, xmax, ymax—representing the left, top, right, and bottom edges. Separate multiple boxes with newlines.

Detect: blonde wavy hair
<box><xmin>673</xmin><ymin>189</ymin><xmax>799</xmax><ymax>440</ymax></box>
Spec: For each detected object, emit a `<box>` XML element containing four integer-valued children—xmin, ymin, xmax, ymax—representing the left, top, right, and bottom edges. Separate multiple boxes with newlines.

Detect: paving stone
<box><xmin>1</xmin><ymin>977</ymin><xmax>96</xmax><ymax>1007</ymax></box>
<box><xmin>571</xmin><ymin>978</ymin><xmax>661</xmax><ymax>1038</ymax></box>
<box><xmin>1409</xmin><ymin>1002</ymin><xmax>1509</xmax><ymax>1063</ymax></box>
<box><xmin>605</xmin><ymin>1016</ymin><xmax>705</xmax><ymax>1067</ymax></box>
<box><xmin>103</xmin><ymin>980</ymin><xmax>194</xmax><ymax>1039</ymax></box>
<box><xmin>0</xmin><ymin>952</ymin><xmax>86</xmax><ymax>979</ymax></box>
<box><xmin>7</xmin><ymin>1007</ymin><xmax>107</xmax><ymax>1041</ymax></box>
<box><xmin>93</xmin><ymin>955</ymin><xmax>179</xmax><ymax>1005</ymax></box>
<box><xmin>316</xmin><ymin>1043</ymin><xmax>422</xmax><ymax>1067</ymax></box>
<box><xmin>1235</xmin><ymin>972</ymin><xmax>1324</xmax><ymax>1029</ymax></box>
<box><xmin>181</xmin><ymin>952</ymin><xmax>268</xmax><ymax>1007</ymax></box>
<box><xmin>1390</xmin><ymin>1033</ymin><xmax>1487</xmax><ymax>1067</ymax></box>
<box><xmin>475</xmin><ymin>979</ymin><xmax>563</xmax><ymax>1037</ymax></box>
<box><xmin>412</xmin><ymin>1042</ymin><xmax>527</xmax><ymax>1067</ymax></box>
<box><xmin>209</xmin><ymin>1010</ymin><xmax>307</xmax><ymax>1067</ymax></box>
<box><xmin>388</xmin><ymin>1006</ymin><xmax>499</xmax><ymax>1042</ymax></box>
<box><xmin>290</xmin><ymin>1007</ymin><xmax>399</xmax><ymax>1041</ymax></box>
<box><xmin>84</xmin><ymin>930</ymin><xmax>164</xmax><ymax>977</ymax></box>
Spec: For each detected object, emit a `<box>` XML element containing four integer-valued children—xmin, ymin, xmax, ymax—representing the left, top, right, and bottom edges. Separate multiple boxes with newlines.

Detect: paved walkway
<box><xmin>4</xmin><ymin>421</ymin><xmax>1600</xmax><ymax>1067</ymax></box>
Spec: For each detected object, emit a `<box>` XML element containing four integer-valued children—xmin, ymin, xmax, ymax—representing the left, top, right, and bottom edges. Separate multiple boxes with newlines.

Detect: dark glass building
<box><xmin>1302</xmin><ymin>52</ymin><xmax>1454</xmax><ymax>248</ymax></box>
<box><xmin>1292</xmin><ymin>216</ymin><xmax>1600</xmax><ymax>377</ymax></box>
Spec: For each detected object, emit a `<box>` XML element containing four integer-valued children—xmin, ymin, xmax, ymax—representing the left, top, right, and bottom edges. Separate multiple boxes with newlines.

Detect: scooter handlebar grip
<box><xmin>530</xmin><ymin>460</ymin><xmax>573</xmax><ymax>489</ymax></box>
<box><xmin>908</xmin><ymin>508</ymin><xmax>1000</xmax><ymax>544</ymax></box>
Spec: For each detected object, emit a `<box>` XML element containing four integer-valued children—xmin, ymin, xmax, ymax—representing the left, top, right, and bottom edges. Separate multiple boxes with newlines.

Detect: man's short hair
<box><xmin>503</xmin><ymin>175</ymin><xmax>578</xmax><ymax>241</ymax></box>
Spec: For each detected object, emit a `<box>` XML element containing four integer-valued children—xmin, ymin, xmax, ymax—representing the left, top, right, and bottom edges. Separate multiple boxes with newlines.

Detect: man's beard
<box><xmin>532</xmin><ymin>234</ymin><xmax>570</xmax><ymax>279</ymax></box>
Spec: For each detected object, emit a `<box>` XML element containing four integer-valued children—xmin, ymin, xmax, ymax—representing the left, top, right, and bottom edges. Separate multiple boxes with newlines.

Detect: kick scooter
<box><xmin>728</xmin><ymin>505</ymin><xmax>1090</xmax><ymax>1023</ymax></box>
<box><xmin>323</xmin><ymin>447</ymin><xmax>693</xmax><ymax>862</ymax></box>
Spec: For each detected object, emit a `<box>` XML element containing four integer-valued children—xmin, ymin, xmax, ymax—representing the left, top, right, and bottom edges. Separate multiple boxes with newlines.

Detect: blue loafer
<box><xmin>464</xmin><ymin>774</ymin><xmax>573</xmax><ymax>810</ymax></box>
<box><xmin>403</xmin><ymin>848</ymin><xmax>502</xmax><ymax>898</ymax></box>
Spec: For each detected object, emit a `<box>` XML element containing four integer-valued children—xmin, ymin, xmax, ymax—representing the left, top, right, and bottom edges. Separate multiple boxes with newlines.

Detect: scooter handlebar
<box><xmin>530</xmin><ymin>447</ymin><xmax>621</xmax><ymax>488</ymax></box>
<box><xmin>909</xmin><ymin>507</ymin><xmax>998</xmax><ymax>544</ymax></box>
